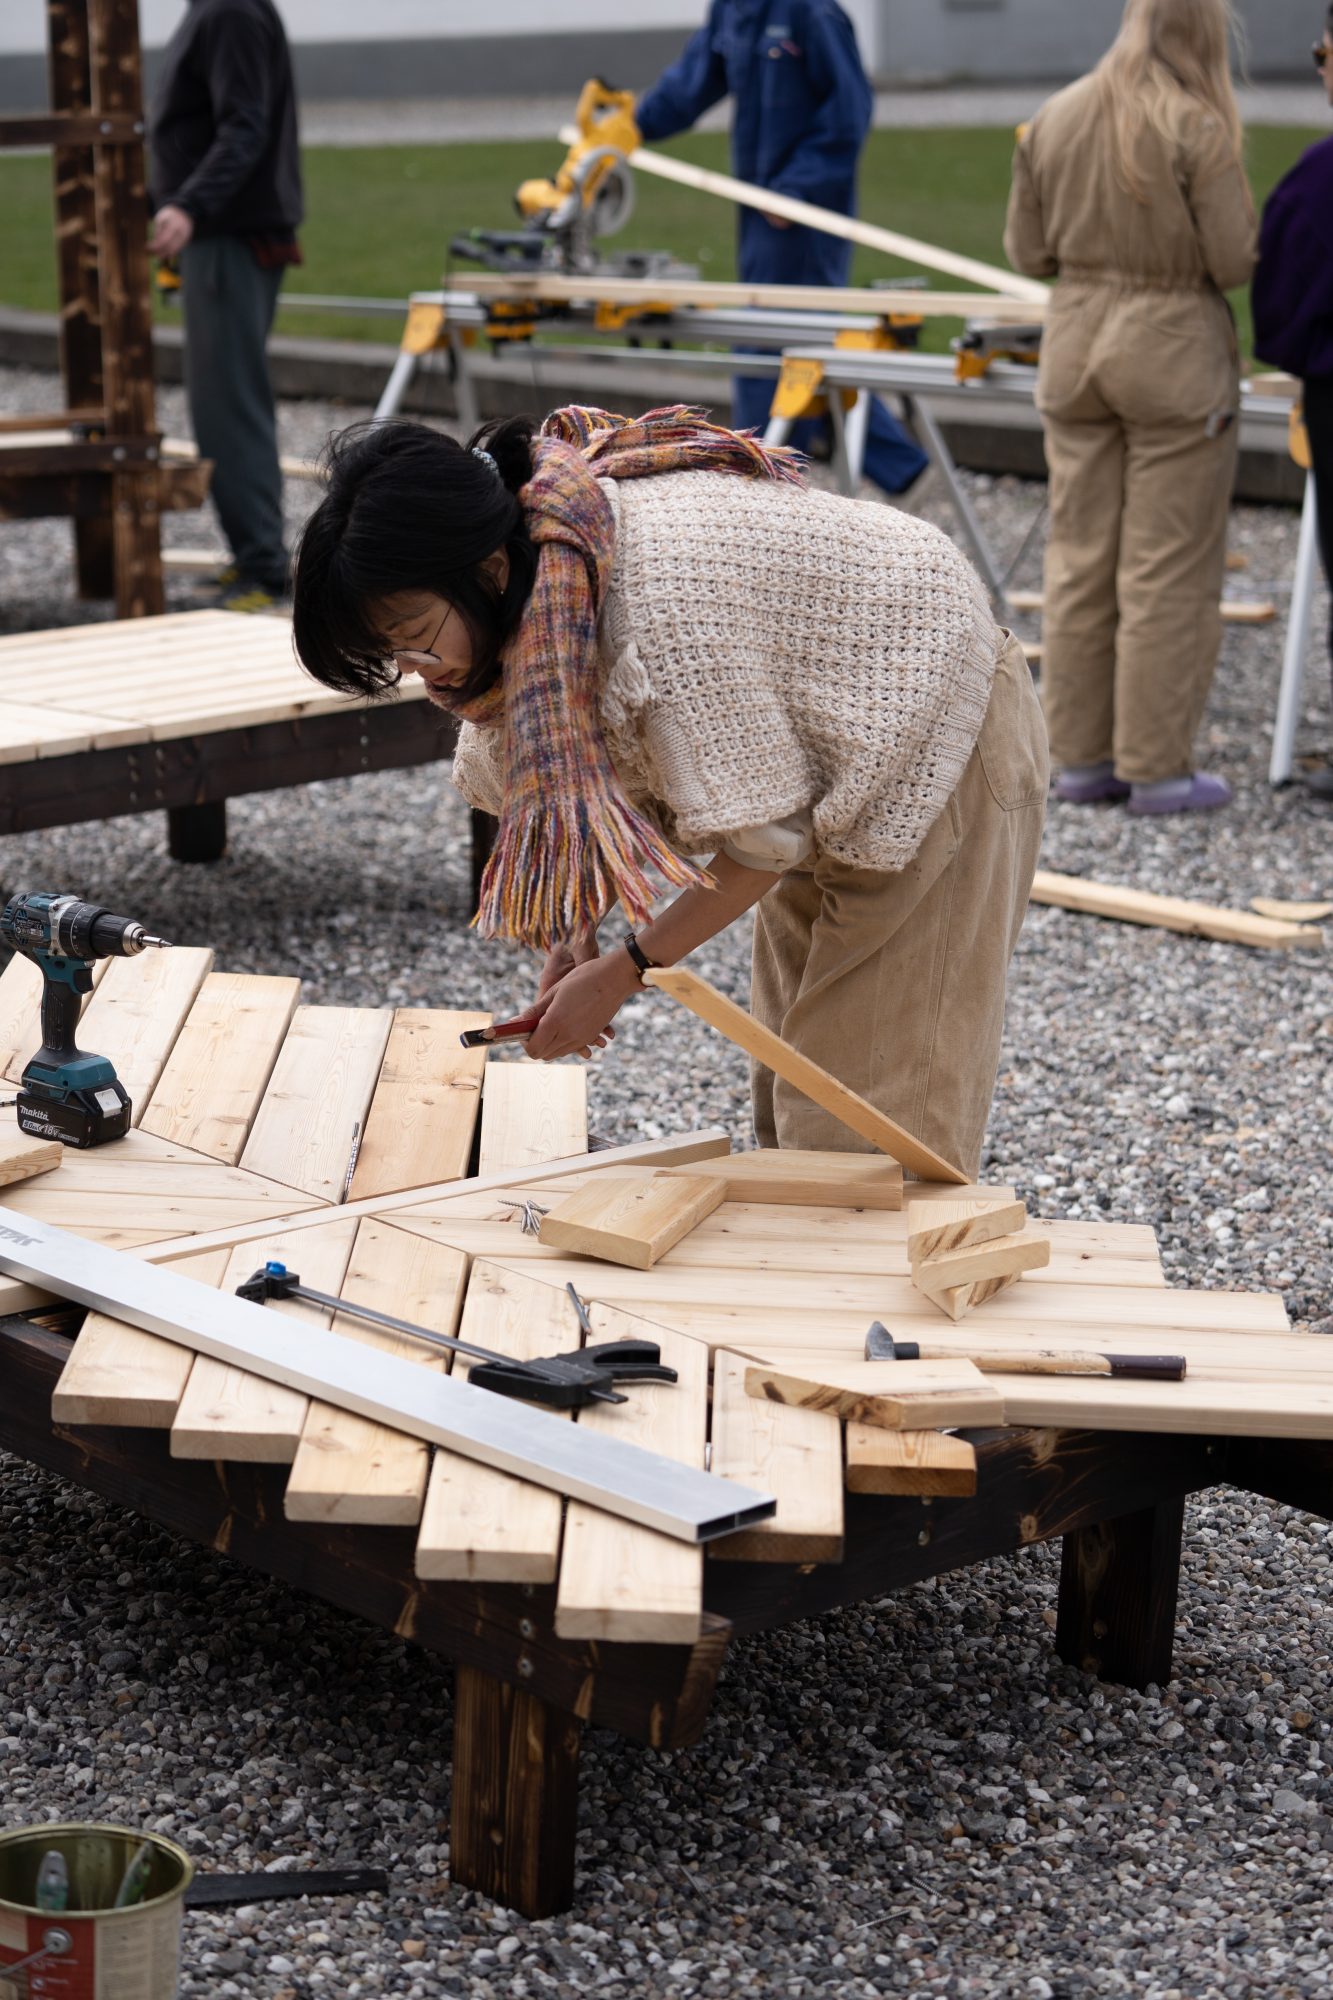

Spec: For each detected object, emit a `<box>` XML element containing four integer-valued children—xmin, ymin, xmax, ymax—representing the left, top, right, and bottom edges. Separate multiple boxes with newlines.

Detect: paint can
<box><xmin>0</xmin><ymin>1824</ymin><xmax>193</xmax><ymax>1999</ymax></box>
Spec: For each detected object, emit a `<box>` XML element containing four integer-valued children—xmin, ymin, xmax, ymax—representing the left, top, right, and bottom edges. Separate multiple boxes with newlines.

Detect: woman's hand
<box><xmin>525</xmin><ymin>950</ymin><xmax>639</xmax><ymax>1062</ymax></box>
<box><xmin>535</xmin><ymin>927</ymin><xmax>600</xmax><ymax>1000</ymax></box>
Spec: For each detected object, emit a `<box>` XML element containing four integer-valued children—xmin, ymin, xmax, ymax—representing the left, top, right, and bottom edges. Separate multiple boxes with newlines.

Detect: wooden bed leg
<box><xmin>451</xmin><ymin>1664</ymin><xmax>582</xmax><ymax>1918</ymax></box>
<box><xmin>167</xmin><ymin>800</ymin><xmax>228</xmax><ymax>863</ymax></box>
<box><xmin>1055</xmin><ymin>1495</ymin><xmax>1185</xmax><ymax>1690</ymax></box>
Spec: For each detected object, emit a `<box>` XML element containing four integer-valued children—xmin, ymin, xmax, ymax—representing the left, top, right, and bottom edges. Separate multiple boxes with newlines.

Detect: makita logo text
<box><xmin>0</xmin><ymin>1223</ymin><xmax>39</xmax><ymax>1246</ymax></box>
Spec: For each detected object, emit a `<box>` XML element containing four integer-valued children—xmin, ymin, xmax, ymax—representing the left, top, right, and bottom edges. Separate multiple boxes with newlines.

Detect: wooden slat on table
<box><xmin>0</xmin><ymin>698</ymin><xmax>144</xmax><ymax>764</ymax></box>
<box><xmin>708</xmin><ymin>1347</ymin><xmax>843</xmax><ymax>1563</ymax></box>
<box><xmin>141</xmin><ymin>971</ymin><xmax>301</xmax><ymax>1163</ymax></box>
<box><xmin>415</xmin><ymin>1260</ymin><xmax>580</xmax><ymax>1583</ymax></box>
<box><xmin>283</xmin><ymin>1220</ymin><xmax>468</xmax><ymax>1524</ymax></box>
<box><xmin>346</xmin><ymin>1008</ymin><xmax>490</xmax><ymax>1200</ymax></box>
<box><xmin>477</xmin><ymin>1063</ymin><xmax>587</xmax><ymax>1173</ymax></box>
<box><xmin>845</xmin><ymin>1427</ymin><xmax>978</xmax><ymax>1496</ymax></box>
<box><xmin>554</xmin><ymin>1302</ymin><xmax>709</xmax><ymax>1643</ymax></box>
<box><xmin>52</xmin><ymin>1250</ymin><xmax>233</xmax><ymax>1425</ymax></box>
<box><xmin>170</xmin><ymin>1219</ymin><xmax>360</xmax><ymax>1460</ymax></box>
<box><xmin>239</xmin><ymin>1004</ymin><xmax>393</xmax><ymax>1199</ymax></box>
<box><xmin>72</xmin><ymin>946</ymin><xmax>215</xmax><ymax>1120</ymax></box>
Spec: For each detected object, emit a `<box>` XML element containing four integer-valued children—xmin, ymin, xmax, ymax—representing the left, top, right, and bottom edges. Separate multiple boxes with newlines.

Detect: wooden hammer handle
<box><xmin>916</xmin><ymin>1347</ymin><xmax>1186</xmax><ymax>1381</ymax></box>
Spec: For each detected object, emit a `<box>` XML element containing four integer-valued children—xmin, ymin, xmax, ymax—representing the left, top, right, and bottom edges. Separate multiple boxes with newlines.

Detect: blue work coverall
<box><xmin>637</xmin><ymin>0</ymin><xmax>927</xmax><ymax>493</ymax></box>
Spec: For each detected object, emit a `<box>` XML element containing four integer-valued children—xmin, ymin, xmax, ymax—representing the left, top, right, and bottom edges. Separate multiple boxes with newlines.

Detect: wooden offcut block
<box><xmin>743</xmin><ymin>1356</ymin><xmax>1004</xmax><ymax>1432</ymax></box>
<box><xmin>662</xmin><ymin>1148</ymin><xmax>903</xmax><ymax>1209</ymax></box>
<box><xmin>916</xmin><ymin>1268</ymin><xmax>1025</xmax><ymax>1323</ymax></box>
<box><xmin>845</xmin><ymin>1426</ymin><xmax>979</xmax><ymax>1496</ymax></box>
<box><xmin>0</xmin><ymin>1132</ymin><xmax>63</xmax><ymax>1188</ymax></box>
<box><xmin>538</xmin><ymin>1173</ymin><xmax>725</xmax><ymax>1270</ymax></box>
<box><xmin>913</xmin><ymin>1228</ymin><xmax>1051</xmax><ymax>1297</ymax></box>
<box><xmin>907</xmin><ymin>1196</ymin><xmax>1026</xmax><ymax>1268</ymax></box>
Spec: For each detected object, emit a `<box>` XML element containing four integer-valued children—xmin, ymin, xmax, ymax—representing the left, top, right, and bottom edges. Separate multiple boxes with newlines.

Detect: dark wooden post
<box><xmin>451</xmin><ymin>1664</ymin><xmax>583</xmax><ymax>1918</ymax></box>
<box><xmin>48</xmin><ymin>0</ymin><xmax>113</xmax><ymax>598</ymax></box>
<box><xmin>86</xmin><ymin>0</ymin><xmax>164</xmax><ymax>618</ymax></box>
<box><xmin>1055</xmin><ymin>1495</ymin><xmax>1186</xmax><ymax>1690</ymax></box>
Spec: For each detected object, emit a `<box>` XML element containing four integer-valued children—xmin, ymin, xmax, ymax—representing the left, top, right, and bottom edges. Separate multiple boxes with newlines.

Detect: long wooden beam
<box><xmin>1030</xmin><ymin>873</ymin><xmax>1325</xmax><ymax>951</ymax></box>
<box><xmin>462</xmin><ymin>271</ymin><xmax>1043</xmax><ymax>323</ymax></box>
<box><xmin>557</xmin><ymin>126</ymin><xmax>1049</xmax><ymax>306</ymax></box>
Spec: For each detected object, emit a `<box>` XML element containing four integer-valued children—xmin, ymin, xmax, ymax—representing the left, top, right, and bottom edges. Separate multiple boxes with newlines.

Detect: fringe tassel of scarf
<box><xmin>462</xmin><ymin>404</ymin><xmax>805</xmax><ymax>950</ymax></box>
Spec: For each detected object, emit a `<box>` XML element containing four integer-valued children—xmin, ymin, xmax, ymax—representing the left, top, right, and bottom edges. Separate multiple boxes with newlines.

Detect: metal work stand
<box><xmin>1269</xmin><ymin>470</ymin><xmax>1322</xmax><ymax>787</ymax></box>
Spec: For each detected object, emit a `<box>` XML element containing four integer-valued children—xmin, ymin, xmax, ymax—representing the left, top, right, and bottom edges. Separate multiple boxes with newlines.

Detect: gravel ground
<box><xmin>1</xmin><ymin>364</ymin><xmax>1331</xmax><ymax>1998</ymax></box>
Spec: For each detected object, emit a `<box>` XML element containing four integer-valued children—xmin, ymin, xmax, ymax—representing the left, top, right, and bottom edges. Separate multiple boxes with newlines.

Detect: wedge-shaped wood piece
<box><xmin>845</xmin><ymin>1427</ymin><xmax>979</xmax><ymax>1496</ymax></box>
<box><xmin>53</xmin><ymin>1248</ymin><xmax>233</xmax><ymax>1426</ymax></box>
<box><xmin>416</xmin><ymin>1261</ymin><xmax>580</xmax><ymax>1584</ymax></box>
<box><xmin>906</xmin><ymin>1196</ymin><xmax>1026</xmax><ymax>1267</ymax></box>
<box><xmin>140</xmin><ymin>972</ymin><xmax>301</xmax><ymax>1163</ymax></box>
<box><xmin>170</xmin><ymin>1220</ymin><xmax>359</xmax><ymax>1461</ymax></box>
<box><xmin>643</xmin><ymin>967</ymin><xmax>967</xmax><ymax>1182</ymax></box>
<box><xmin>913</xmin><ymin>1229</ymin><xmax>1051</xmax><ymax>1296</ymax></box>
<box><xmin>709</xmin><ymin>1348</ymin><xmax>843</xmax><ymax>1562</ymax></box>
<box><xmin>539</xmin><ymin>1174</ymin><xmax>725</xmax><ymax>1270</ymax></box>
<box><xmin>662</xmin><ymin>1149</ymin><xmax>903</xmax><ymax>1210</ymax></box>
<box><xmin>240</xmin><ymin>1004</ymin><xmax>393</xmax><ymax>1200</ymax></box>
<box><xmin>0</xmin><ymin>1133</ymin><xmax>62</xmax><ymax>1188</ymax></box>
<box><xmin>555</xmin><ymin>1303</ymin><xmax>709</xmax><ymax>1643</ymax></box>
<box><xmin>347</xmin><ymin>1008</ymin><xmax>489</xmax><ymax>1200</ymax></box>
<box><xmin>478</xmin><ymin>1062</ymin><xmax>587</xmax><ymax>1173</ymax></box>
<box><xmin>284</xmin><ymin>1220</ymin><xmax>469</xmax><ymax>1525</ymax></box>
<box><xmin>1250</xmin><ymin>897</ymin><xmax>1333</xmax><ymax>923</ymax></box>
<box><xmin>744</xmin><ymin>1357</ymin><xmax>1004</xmax><ymax>1431</ymax></box>
<box><xmin>917</xmin><ymin>1270</ymin><xmax>1023</xmax><ymax>1323</ymax></box>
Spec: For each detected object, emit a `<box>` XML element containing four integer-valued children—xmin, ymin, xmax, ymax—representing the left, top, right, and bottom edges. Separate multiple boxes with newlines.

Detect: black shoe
<box><xmin>1306</xmin><ymin>761</ymin><xmax>1333</xmax><ymax>801</ymax></box>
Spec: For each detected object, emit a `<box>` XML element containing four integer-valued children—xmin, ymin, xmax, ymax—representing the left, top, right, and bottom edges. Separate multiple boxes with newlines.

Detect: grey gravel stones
<box><xmin>0</xmin><ymin>364</ymin><xmax>1330</xmax><ymax>1998</ymax></box>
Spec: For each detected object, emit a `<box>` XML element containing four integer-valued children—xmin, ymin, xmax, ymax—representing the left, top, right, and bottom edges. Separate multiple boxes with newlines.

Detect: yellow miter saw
<box><xmin>452</xmin><ymin>79</ymin><xmax>692</xmax><ymax>280</ymax></box>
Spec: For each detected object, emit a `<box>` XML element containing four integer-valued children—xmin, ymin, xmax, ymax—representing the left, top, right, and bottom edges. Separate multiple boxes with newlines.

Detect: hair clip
<box><xmin>471</xmin><ymin>446</ymin><xmax>499</xmax><ymax>475</ymax></box>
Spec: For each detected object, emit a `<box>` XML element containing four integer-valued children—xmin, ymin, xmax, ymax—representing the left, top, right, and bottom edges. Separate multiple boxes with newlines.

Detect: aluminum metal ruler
<box><xmin>0</xmin><ymin>1207</ymin><xmax>775</xmax><ymax>1546</ymax></box>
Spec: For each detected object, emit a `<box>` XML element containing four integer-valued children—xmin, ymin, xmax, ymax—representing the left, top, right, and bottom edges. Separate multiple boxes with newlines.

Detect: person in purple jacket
<box><xmin>1252</xmin><ymin>6</ymin><xmax>1333</xmax><ymax>802</ymax></box>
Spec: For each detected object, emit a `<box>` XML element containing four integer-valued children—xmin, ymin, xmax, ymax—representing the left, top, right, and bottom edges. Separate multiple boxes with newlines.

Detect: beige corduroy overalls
<box><xmin>1004</xmin><ymin>73</ymin><xmax>1256</xmax><ymax>781</ymax></box>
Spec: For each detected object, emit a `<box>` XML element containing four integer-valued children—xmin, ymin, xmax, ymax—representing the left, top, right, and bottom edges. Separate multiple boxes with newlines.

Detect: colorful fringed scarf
<box><xmin>448</xmin><ymin>404</ymin><xmax>805</xmax><ymax>949</ymax></box>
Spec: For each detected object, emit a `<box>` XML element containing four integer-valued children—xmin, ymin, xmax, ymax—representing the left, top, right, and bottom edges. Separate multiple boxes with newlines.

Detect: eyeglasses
<box><xmin>1314</xmin><ymin>41</ymin><xmax>1329</xmax><ymax>69</ymax></box>
<box><xmin>389</xmin><ymin>606</ymin><xmax>454</xmax><ymax>672</ymax></box>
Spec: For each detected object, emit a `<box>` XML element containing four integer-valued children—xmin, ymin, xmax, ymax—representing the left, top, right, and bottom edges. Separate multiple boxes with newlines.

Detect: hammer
<box><xmin>864</xmin><ymin>1322</ymin><xmax>1186</xmax><ymax>1381</ymax></box>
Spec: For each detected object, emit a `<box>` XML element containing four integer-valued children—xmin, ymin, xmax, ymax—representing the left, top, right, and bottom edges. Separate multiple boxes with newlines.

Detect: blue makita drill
<box><xmin>0</xmin><ymin>892</ymin><xmax>171</xmax><ymax>1147</ymax></box>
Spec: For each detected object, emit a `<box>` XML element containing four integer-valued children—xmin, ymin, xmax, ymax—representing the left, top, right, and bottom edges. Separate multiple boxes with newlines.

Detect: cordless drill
<box><xmin>0</xmin><ymin>892</ymin><xmax>171</xmax><ymax>1147</ymax></box>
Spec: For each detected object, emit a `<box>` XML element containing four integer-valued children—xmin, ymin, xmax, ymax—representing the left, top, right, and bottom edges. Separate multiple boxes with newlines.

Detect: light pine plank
<box><xmin>906</xmin><ymin>1197</ymin><xmax>1027</xmax><ymax>1266</ymax></box>
<box><xmin>283</xmin><ymin>1220</ymin><xmax>468</xmax><ymax>1525</ymax></box>
<box><xmin>170</xmin><ymin>1219</ymin><xmax>360</xmax><ymax>1461</ymax></box>
<box><xmin>347</xmin><ymin>1008</ymin><xmax>490</xmax><ymax>1200</ymax></box>
<box><xmin>663</xmin><ymin>1149</ymin><xmax>904</xmax><ymax>1209</ymax></box>
<box><xmin>554</xmin><ymin>1304</ymin><xmax>709</xmax><ymax>1643</ymax></box>
<box><xmin>845</xmin><ymin>1427</ymin><xmax>979</xmax><ymax>1496</ymax></box>
<box><xmin>0</xmin><ymin>1134</ymin><xmax>62</xmax><ymax>1187</ymax></box>
<box><xmin>73</xmin><ymin>947</ymin><xmax>215</xmax><ymax>1122</ymax></box>
<box><xmin>744</xmin><ymin>1357</ymin><xmax>1005</xmax><ymax>1431</ymax></box>
<box><xmin>240</xmin><ymin>1005</ymin><xmax>393</xmax><ymax>1199</ymax></box>
<box><xmin>416</xmin><ymin>1261</ymin><xmax>580</xmax><ymax>1583</ymax></box>
<box><xmin>913</xmin><ymin>1229</ymin><xmax>1051</xmax><ymax>1295</ymax></box>
<box><xmin>538</xmin><ymin>1174</ymin><xmax>724</xmax><ymax>1269</ymax></box>
<box><xmin>140</xmin><ymin>972</ymin><xmax>301</xmax><ymax>1163</ymax></box>
<box><xmin>709</xmin><ymin>1348</ymin><xmax>843</xmax><ymax>1563</ymax></box>
<box><xmin>477</xmin><ymin>1061</ymin><xmax>587</xmax><ymax>1173</ymax></box>
<box><xmin>1030</xmin><ymin>872</ymin><xmax>1323</xmax><ymax>950</ymax></box>
<box><xmin>52</xmin><ymin>1249</ymin><xmax>233</xmax><ymax>1426</ymax></box>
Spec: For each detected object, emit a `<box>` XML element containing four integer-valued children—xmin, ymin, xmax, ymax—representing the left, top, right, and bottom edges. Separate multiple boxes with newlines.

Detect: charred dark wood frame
<box><xmin>1</xmin><ymin>1312</ymin><xmax>1325</xmax><ymax>1918</ymax></box>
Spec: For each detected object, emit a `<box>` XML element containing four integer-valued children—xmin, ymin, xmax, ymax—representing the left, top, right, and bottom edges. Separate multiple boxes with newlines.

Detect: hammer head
<box><xmin>864</xmin><ymin>1321</ymin><xmax>920</xmax><ymax>1363</ymax></box>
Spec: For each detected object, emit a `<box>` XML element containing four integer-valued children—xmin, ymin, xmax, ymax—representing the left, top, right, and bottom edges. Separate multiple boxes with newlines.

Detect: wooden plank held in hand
<box><xmin>140</xmin><ymin>972</ymin><xmax>301</xmax><ymax>1163</ymax></box>
<box><xmin>1030</xmin><ymin>873</ymin><xmax>1325</xmax><ymax>951</ymax></box>
<box><xmin>643</xmin><ymin>967</ymin><xmax>968</xmax><ymax>1183</ymax></box>
<box><xmin>538</xmin><ymin>1174</ymin><xmax>724</xmax><ymax>1269</ymax></box>
<box><xmin>845</xmin><ymin>1426</ymin><xmax>979</xmax><ymax>1496</ymax></box>
<box><xmin>478</xmin><ymin>1062</ymin><xmax>587</xmax><ymax>1173</ymax></box>
<box><xmin>743</xmin><ymin>1357</ymin><xmax>1004</xmax><ymax>1432</ymax></box>
<box><xmin>554</xmin><ymin>1302</ymin><xmax>710</xmax><ymax>1643</ymax></box>
<box><xmin>662</xmin><ymin>1148</ymin><xmax>903</xmax><ymax>1210</ymax></box>
<box><xmin>416</xmin><ymin>1260</ymin><xmax>579</xmax><ymax>1584</ymax></box>
<box><xmin>709</xmin><ymin>1348</ymin><xmax>843</xmax><ymax>1563</ymax></box>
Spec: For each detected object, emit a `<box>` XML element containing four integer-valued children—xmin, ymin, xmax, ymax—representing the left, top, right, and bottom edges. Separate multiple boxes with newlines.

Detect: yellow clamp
<box><xmin>835</xmin><ymin>319</ymin><xmax>920</xmax><ymax>356</ymax></box>
<box><xmin>770</xmin><ymin>356</ymin><xmax>858</xmax><ymax>421</ymax></box>
<box><xmin>400</xmin><ymin>301</ymin><xmax>449</xmax><ymax>357</ymax></box>
<box><xmin>593</xmin><ymin>299</ymin><xmax>675</xmax><ymax>332</ymax></box>
<box><xmin>1290</xmin><ymin>403</ymin><xmax>1311</xmax><ymax>470</ymax></box>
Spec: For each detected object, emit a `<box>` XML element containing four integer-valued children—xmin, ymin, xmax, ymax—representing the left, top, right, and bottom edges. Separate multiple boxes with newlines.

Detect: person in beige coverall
<box><xmin>1005</xmin><ymin>0</ymin><xmax>1256</xmax><ymax>815</ymax></box>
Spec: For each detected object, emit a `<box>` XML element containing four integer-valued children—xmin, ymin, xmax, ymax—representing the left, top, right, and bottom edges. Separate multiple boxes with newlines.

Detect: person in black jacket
<box><xmin>1252</xmin><ymin>6</ymin><xmax>1333</xmax><ymax>801</ymax></box>
<box><xmin>149</xmin><ymin>0</ymin><xmax>302</xmax><ymax>610</ymax></box>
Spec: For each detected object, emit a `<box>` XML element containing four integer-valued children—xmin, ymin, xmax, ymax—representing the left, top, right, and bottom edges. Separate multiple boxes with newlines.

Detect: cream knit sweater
<box><xmin>453</xmin><ymin>470</ymin><xmax>1000</xmax><ymax>874</ymax></box>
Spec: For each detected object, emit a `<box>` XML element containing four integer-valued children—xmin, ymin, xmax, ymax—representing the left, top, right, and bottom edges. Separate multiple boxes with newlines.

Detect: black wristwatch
<box><xmin>621</xmin><ymin>929</ymin><xmax>661</xmax><ymax>984</ymax></box>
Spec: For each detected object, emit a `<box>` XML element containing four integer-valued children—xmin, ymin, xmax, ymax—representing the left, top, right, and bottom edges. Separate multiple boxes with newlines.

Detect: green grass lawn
<box><xmin>0</xmin><ymin>124</ymin><xmax>1322</xmax><ymax>362</ymax></box>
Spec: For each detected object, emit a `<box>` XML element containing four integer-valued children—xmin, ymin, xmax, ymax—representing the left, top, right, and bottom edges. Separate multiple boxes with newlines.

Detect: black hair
<box><xmin>291</xmin><ymin>415</ymin><xmax>539</xmax><ymax>701</ymax></box>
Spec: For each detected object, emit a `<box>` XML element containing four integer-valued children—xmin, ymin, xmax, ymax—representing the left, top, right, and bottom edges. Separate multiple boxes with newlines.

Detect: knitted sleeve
<box><xmin>451</xmin><ymin>720</ymin><xmax>506</xmax><ymax>816</ymax></box>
